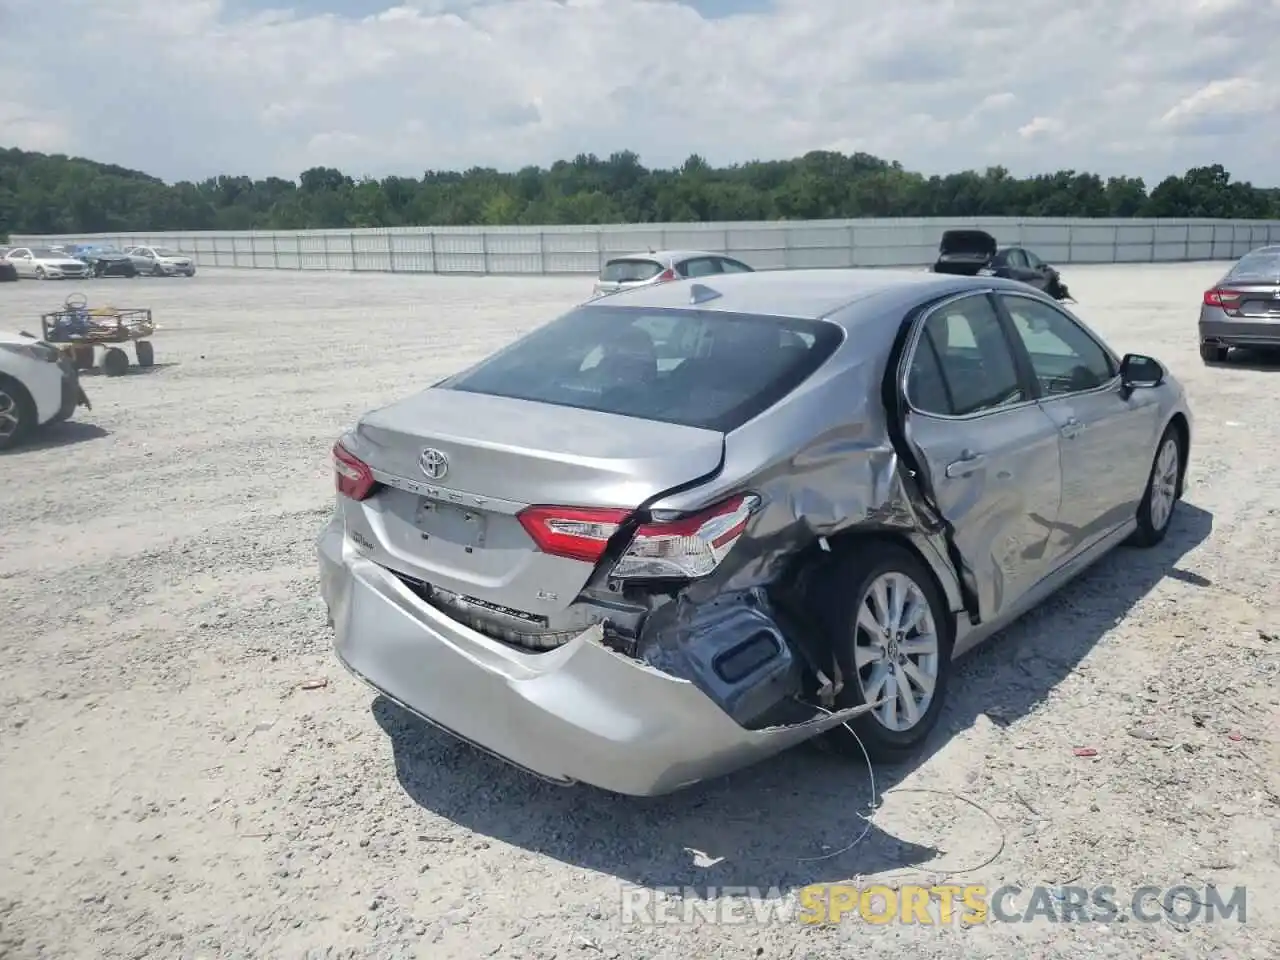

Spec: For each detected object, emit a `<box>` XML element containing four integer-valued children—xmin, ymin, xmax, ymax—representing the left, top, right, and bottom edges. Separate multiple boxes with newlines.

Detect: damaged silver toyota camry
<box><xmin>318</xmin><ymin>269</ymin><xmax>1193</xmax><ymax>796</ymax></box>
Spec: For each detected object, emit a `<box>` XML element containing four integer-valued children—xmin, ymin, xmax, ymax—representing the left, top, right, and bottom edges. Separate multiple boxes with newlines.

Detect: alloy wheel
<box><xmin>852</xmin><ymin>571</ymin><xmax>940</xmax><ymax>732</ymax></box>
<box><xmin>1149</xmin><ymin>437</ymin><xmax>1179</xmax><ymax>532</ymax></box>
<box><xmin>0</xmin><ymin>390</ymin><xmax>21</xmax><ymax>440</ymax></box>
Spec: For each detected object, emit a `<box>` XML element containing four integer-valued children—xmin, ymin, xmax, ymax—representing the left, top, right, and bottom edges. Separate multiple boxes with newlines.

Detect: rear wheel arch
<box><xmin>817</xmin><ymin>530</ymin><xmax>965</xmax><ymax>634</ymax></box>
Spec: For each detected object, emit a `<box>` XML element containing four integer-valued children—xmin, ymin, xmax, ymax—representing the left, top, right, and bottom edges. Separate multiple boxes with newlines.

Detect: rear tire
<box><xmin>0</xmin><ymin>375</ymin><xmax>36</xmax><ymax>451</ymax></box>
<box><xmin>1129</xmin><ymin>426</ymin><xmax>1183</xmax><ymax>548</ymax></box>
<box><xmin>102</xmin><ymin>347</ymin><xmax>130</xmax><ymax>377</ymax></box>
<box><xmin>1200</xmin><ymin>341</ymin><xmax>1228</xmax><ymax>364</ymax></box>
<box><xmin>815</xmin><ymin>542</ymin><xmax>954</xmax><ymax>763</ymax></box>
<box><xmin>71</xmin><ymin>346</ymin><xmax>95</xmax><ymax>370</ymax></box>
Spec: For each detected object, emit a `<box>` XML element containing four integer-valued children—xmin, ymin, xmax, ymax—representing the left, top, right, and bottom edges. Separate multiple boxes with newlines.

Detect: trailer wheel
<box><xmin>72</xmin><ymin>345</ymin><xmax>95</xmax><ymax>370</ymax></box>
<box><xmin>135</xmin><ymin>341</ymin><xmax>155</xmax><ymax>367</ymax></box>
<box><xmin>102</xmin><ymin>347</ymin><xmax>130</xmax><ymax>377</ymax></box>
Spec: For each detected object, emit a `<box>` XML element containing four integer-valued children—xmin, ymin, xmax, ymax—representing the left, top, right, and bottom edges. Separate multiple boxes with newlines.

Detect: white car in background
<box><xmin>125</xmin><ymin>245</ymin><xmax>197</xmax><ymax>277</ymax></box>
<box><xmin>590</xmin><ymin>249</ymin><xmax>754</xmax><ymax>299</ymax></box>
<box><xmin>3</xmin><ymin>246</ymin><xmax>93</xmax><ymax>280</ymax></box>
<box><xmin>0</xmin><ymin>330</ymin><xmax>92</xmax><ymax>451</ymax></box>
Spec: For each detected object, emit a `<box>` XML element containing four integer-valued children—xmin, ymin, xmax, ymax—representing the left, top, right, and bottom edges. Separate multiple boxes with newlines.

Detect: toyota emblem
<box><xmin>419</xmin><ymin>447</ymin><xmax>449</xmax><ymax>480</ymax></box>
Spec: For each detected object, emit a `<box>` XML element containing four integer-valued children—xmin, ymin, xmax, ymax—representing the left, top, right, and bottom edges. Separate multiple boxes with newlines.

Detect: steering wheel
<box><xmin>65</xmin><ymin>292</ymin><xmax>88</xmax><ymax>310</ymax></box>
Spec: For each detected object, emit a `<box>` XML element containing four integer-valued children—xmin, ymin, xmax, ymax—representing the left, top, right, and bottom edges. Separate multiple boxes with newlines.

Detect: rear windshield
<box><xmin>600</xmin><ymin>258</ymin><xmax>662</xmax><ymax>283</ymax></box>
<box><xmin>441</xmin><ymin>305</ymin><xmax>844</xmax><ymax>432</ymax></box>
<box><xmin>1228</xmin><ymin>250</ymin><xmax>1280</xmax><ymax>282</ymax></box>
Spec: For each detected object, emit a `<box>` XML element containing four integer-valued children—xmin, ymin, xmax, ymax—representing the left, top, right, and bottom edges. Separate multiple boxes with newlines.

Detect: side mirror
<box><xmin>1119</xmin><ymin>353</ymin><xmax>1165</xmax><ymax>394</ymax></box>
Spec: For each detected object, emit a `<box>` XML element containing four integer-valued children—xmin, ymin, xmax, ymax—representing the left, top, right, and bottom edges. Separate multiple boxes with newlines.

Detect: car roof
<box><xmin>605</xmin><ymin>249</ymin><xmax>733</xmax><ymax>263</ymax></box>
<box><xmin>593</xmin><ymin>267</ymin><xmax>1037</xmax><ymax>325</ymax></box>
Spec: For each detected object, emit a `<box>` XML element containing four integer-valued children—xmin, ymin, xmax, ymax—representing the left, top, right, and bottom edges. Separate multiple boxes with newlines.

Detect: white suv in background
<box><xmin>125</xmin><ymin>245</ymin><xmax>197</xmax><ymax>277</ymax></box>
<box><xmin>0</xmin><ymin>331</ymin><xmax>92</xmax><ymax>451</ymax></box>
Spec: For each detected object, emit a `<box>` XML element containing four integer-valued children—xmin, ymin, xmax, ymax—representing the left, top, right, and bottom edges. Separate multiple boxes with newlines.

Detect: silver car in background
<box><xmin>3</xmin><ymin>246</ymin><xmax>92</xmax><ymax>280</ymax></box>
<box><xmin>125</xmin><ymin>245</ymin><xmax>197</xmax><ymax>277</ymax></box>
<box><xmin>1199</xmin><ymin>244</ymin><xmax>1280</xmax><ymax>362</ymax></box>
<box><xmin>591</xmin><ymin>249</ymin><xmax>753</xmax><ymax>298</ymax></box>
<box><xmin>319</xmin><ymin>269</ymin><xmax>1193</xmax><ymax>796</ymax></box>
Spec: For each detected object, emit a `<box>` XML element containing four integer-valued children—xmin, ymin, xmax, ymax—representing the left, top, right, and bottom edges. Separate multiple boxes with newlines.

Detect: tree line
<box><xmin>1</xmin><ymin>145</ymin><xmax>1277</xmax><ymax>239</ymax></box>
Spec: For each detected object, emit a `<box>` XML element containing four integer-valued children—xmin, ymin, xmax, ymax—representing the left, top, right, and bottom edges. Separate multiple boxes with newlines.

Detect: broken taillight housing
<box><xmin>333</xmin><ymin>439</ymin><xmax>376</xmax><ymax>501</ymax></box>
<box><xmin>612</xmin><ymin>494</ymin><xmax>759</xmax><ymax>580</ymax></box>
<box><xmin>516</xmin><ymin>494</ymin><xmax>759</xmax><ymax>579</ymax></box>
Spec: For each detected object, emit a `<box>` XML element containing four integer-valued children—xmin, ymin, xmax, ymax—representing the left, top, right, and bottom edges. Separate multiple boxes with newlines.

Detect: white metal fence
<box><xmin>13</xmin><ymin>218</ymin><xmax>1280</xmax><ymax>275</ymax></box>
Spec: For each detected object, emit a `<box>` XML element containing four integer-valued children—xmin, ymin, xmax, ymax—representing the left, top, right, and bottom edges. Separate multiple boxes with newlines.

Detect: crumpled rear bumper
<box><xmin>318</xmin><ymin>516</ymin><xmax>871</xmax><ymax>796</ymax></box>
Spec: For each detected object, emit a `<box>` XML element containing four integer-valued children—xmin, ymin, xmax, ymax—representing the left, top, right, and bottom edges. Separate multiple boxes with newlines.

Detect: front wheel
<box><xmin>1129</xmin><ymin>427</ymin><xmax>1182</xmax><ymax>548</ymax></box>
<box><xmin>0</xmin><ymin>376</ymin><xmax>36</xmax><ymax>451</ymax></box>
<box><xmin>34</xmin><ymin>267</ymin><xmax>47</xmax><ymax>280</ymax></box>
<box><xmin>816</xmin><ymin>543</ymin><xmax>954</xmax><ymax>762</ymax></box>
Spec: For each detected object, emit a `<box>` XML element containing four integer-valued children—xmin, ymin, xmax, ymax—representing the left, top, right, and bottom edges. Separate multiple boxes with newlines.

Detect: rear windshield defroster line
<box><xmin>439</xmin><ymin>304</ymin><xmax>844</xmax><ymax>433</ymax></box>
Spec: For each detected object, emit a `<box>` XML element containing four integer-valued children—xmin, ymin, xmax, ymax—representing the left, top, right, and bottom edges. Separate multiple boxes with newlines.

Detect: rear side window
<box><xmin>906</xmin><ymin>294</ymin><xmax>1027</xmax><ymax>417</ymax></box>
<box><xmin>442</xmin><ymin>305</ymin><xmax>843</xmax><ymax>432</ymax></box>
<box><xmin>600</xmin><ymin>258</ymin><xmax>662</xmax><ymax>282</ymax></box>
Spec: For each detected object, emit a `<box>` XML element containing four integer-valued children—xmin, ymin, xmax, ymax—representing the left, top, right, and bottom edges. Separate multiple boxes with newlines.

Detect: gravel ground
<box><xmin>1</xmin><ymin>264</ymin><xmax>1277</xmax><ymax>960</ymax></box>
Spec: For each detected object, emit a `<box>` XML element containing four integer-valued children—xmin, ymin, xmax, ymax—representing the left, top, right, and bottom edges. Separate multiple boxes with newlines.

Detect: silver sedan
<box><xmin>318</xmin><ymin>269</ymin><xmax>1193</xmax><ymax>796</ymax></box>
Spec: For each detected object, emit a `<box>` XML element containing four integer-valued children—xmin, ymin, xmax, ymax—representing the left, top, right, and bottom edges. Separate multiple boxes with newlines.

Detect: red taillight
<box><xmin>333</xmin><ymin>440</ymin><xmax>376</xmax><ymax>501</ymax></box>
<box><xmin>655</xmin><ymin>267</ymin><xmax>676</xmax><ymax>282</ymax></box>
<box><xmin>1204</xmin><ymin>288</ymin><xmax>1242</xmax><ymax>310</ymax></box>
<box><xmin>517</xmin><ymin>505</ymin><xmax>632</xmax><ymax>563</ymax></box>
<box><xmin>611</xmin><ymin>494</ymin><xmax>758</xmax><ymax>580</ymax></box>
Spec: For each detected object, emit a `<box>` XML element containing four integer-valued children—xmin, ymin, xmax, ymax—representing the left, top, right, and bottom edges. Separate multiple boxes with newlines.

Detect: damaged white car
<box><xmin>319</xmin><ymin>269</ymin><xmax>1192</xmax><ymax>796</ymax></box>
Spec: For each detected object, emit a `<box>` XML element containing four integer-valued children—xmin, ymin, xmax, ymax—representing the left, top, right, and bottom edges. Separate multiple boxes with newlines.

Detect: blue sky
<box><xmin>1</xmin><ymin>0</ymin><xmax>1277</xmax><ymax>185</ymax></box>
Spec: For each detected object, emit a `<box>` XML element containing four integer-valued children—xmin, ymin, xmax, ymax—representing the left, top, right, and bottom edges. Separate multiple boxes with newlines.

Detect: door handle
<box><xmin>1060</xmin><ymin>417</ymin><xmax>1084</xmax><ymax>439</ymax></box>
<box><xmin>945</xmin><ymin>451</ymin><xmax>986</xmax><ymax>478</ymax></box>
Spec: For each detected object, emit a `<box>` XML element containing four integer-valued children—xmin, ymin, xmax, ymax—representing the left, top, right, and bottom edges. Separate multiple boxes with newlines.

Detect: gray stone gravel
<box><xmin>0</xmin><ymin>264</ymin><xmax>1277</xmax><ymax>959</ymax></box>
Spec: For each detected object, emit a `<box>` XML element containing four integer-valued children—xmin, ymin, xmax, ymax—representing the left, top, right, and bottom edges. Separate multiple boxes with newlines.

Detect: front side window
<box><xmin>906</xmin><ymin>294</ymin><xmax>1026</xmax><ymax>417</ymax></box>
<box><xmin>999</xmin><ymin>295</ymin><xmax>1115</xmax><ymax>396</ymax></box>
<box><xmin>442</xmin><ymin>305</ymin><xmax>843</xmax><ymax>432</ymax></box>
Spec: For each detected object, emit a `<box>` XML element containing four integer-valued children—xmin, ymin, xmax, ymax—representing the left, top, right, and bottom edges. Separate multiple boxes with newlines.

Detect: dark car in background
<box><xmin>0</xmin><ymin>249</ymin><xmax>16</xmax><ymax>283</ymax></box>
<box><xmin>68</xmin><ymin>245</ymin><xmax>139</xmax><ymax>278</ymax></box>
<box><xmin>1198</xmin><ymin>244</ymin><xmax>1280</xmax><ymax>363</ymax></box>
<box><xmin>932</xmin><ymin>229</ymin><xmax>1071</xmax><ymax>301</ymax></box>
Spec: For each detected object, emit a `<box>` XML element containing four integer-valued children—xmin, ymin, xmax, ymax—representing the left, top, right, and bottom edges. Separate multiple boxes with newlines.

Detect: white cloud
<box><xmin>1</xmin><ymin>0</ymin><xmax>1278</xmax><ymax>185</ymax></box>
<box><xmin>1018</xmin><ymin>117</ymin><xmax>1065</xmax><ymax>140</ymax></box>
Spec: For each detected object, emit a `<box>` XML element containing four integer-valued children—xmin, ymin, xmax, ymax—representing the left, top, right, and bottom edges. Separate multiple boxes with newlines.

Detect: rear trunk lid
<box><xmin>1219</xmin><ymin>283</ymin><xmax>1280</xmax><ymax>317</ymax></box>
<box><xmin>344</xmin><ymin>388</ymin><xmax>724</xmax><ymax>614</ymax></box>
<box><xmin>933</xmin><ymin>229</ymin><xmax>997</xmax><ymax>275</ymax></box>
